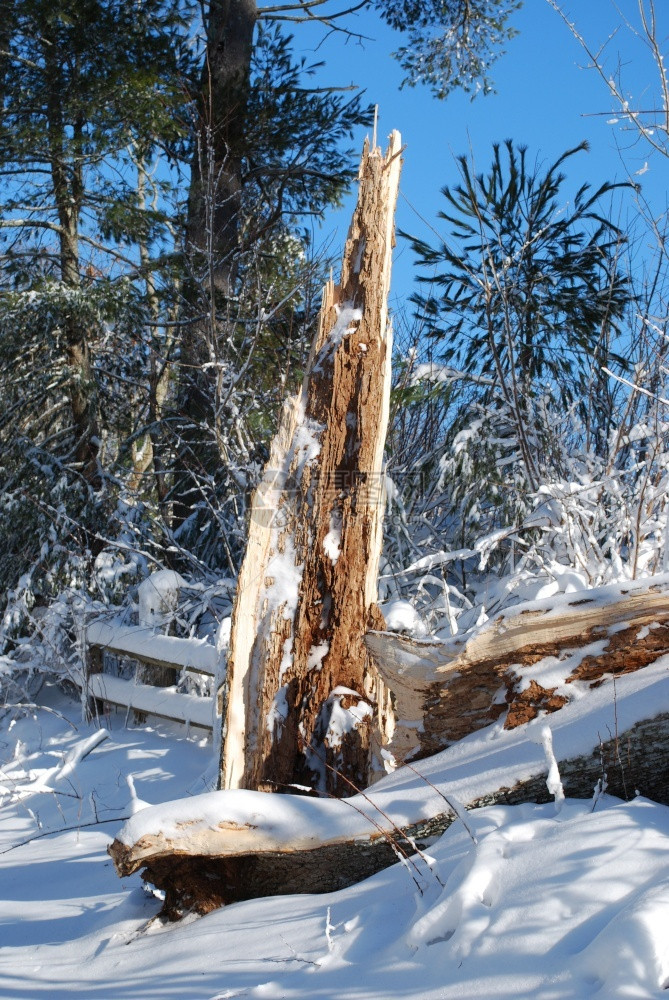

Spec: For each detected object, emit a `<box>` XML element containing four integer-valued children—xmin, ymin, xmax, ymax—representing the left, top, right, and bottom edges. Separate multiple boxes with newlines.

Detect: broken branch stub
<box><xmin>221</xmin><ymin>131</ymin><xmax>402</xmax><ymax>794</ymax></box>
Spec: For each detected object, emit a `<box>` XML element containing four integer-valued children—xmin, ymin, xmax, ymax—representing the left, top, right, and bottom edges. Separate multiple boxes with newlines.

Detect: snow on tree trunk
<box><xmin>220</xmin><ymin>131</ymin><xmax>402</xmax><ymax>795</ymax></box>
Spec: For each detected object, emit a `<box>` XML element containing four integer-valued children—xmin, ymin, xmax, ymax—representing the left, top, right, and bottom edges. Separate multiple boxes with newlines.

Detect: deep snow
<box><xmin>2</xmin><ymin>676</ymin><xmax>669</xmax><ymax>1000</ymax></box>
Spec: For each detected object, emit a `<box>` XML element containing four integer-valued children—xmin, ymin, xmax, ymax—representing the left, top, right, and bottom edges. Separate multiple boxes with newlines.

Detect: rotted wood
<box><xmin>221</xmin><ymin>131</ymin><xmax>403</xmax><ymax>795</ymax></box>
<box><xmin>366</xmin><ymin>580</ymin><xmax>669</xmax><ymax>764</ymax></box>
<box><xmin>109</xmin><ymin>709</ymin><xmax>669</xmax><ymax>919</ymax></box>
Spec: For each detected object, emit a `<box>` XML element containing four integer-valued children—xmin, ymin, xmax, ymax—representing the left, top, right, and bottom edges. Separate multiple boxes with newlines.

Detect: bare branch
<box><xmin>0</xmin><ymin>815</ymin><xmax>130</xmax><ymax>856</ymax></box>
<box><xmin>259</xmin><ymin>0</ymin><xmax>367</xmax><ymax>15</ymax></box>
<box><xmin>0</xmin><ymin>217</ymin><xmax>63</xmax><ymax>233</ymax></box>
<box><xmin>545</xmin><ymin>0</ymin><xmax>669</xmax><ymax>157</ymax></box>
<box><xmin>259</xmin><ymin>0</ymin><xmax>370</xmax><ymax>28</ymax></box>
<box><xmin>0</xmin><ymin>48</ymin><xmax>42</xmax><ymax>71</ymax></box>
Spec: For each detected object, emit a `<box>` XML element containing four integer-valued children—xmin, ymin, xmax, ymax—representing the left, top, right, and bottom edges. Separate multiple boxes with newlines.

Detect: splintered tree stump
<box><xmin>221</xmin><ymin>132</ymin><xmax>402</xmax><ymax>794</ymax></box>
<box><xmin>366</xmin><ymin>579</ymin><xmax>669</xmax><ymax>763</ymax></box>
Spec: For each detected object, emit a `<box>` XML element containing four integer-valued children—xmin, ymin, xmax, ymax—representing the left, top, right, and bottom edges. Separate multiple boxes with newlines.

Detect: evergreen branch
<box><xmin>17</xmin><ymin>491</ymin><xmax>166</xmax><ymax>571</ymax></box>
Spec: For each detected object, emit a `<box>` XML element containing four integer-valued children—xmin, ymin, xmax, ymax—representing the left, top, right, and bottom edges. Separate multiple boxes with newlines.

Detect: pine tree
<box><xmin>406</xmin><ymin>141</ymin><xmax>632</xmax><ymax>551</ymax></box>
<box><xmin>0</xmin><ymin>0</ymin><xmax>528</xmax><ymax>588</ymax></box>
<box><xmin>0</xmin><ymin>0</ymin><xmax>190</xmax><ymax>590</ymax></box>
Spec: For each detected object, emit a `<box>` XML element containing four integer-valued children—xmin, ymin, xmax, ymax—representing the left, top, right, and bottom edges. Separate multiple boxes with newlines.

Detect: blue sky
<box><xmin>299</xmin><ymin>1</ymin><xmax>668</xmax><ymax>309</ymax></box>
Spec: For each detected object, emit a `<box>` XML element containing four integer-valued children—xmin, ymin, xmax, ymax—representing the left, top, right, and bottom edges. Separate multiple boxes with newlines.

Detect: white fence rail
<box><xmin>84</xmin><ymin>618</ymin><xmax>221</xmax><ymax>732</ymax></box>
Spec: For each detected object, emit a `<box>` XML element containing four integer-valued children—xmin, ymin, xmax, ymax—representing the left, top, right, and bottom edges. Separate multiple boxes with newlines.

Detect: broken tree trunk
<box><xmin>221</xmin><ymin>131</ymin><xmax>402</xmax><ymax>794</ymax></box>
<box><xmin>366</xmin><ymin>577</ymin><xmax>669</xmax><ymax>764</ymax></box>
<box><xmin>109</xmin><ymin>707</ymin><xmax>669</xmax><ymax>919</ymax></box>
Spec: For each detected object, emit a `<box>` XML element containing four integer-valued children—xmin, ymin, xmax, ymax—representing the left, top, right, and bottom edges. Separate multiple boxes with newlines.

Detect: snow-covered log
<box><xmin>444</xmin><ymin>576</ymin><xmax>669</xmax><ymax>671</ymax></box>
<box><xmin>109</xmin><ymin>695</ymin><xmax>669</xmax><ymax>918</ymax></box>
<box><xmin>109</xmin><ymin>801</ymin><xmax>451</xmax><ymax>920</ymax></box>
<box><xmin>366</xmin><ymin>577</ymin><xmax>669</xmax><ymax>763</ymax></box>
<box><xmin>221</xmin><ymin>132</ymin><xmax>402</xmax><ymax>794</ymax></box>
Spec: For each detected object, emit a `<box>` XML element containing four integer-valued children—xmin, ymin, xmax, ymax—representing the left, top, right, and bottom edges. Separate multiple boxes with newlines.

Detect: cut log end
<box><xmin>108</xmin><ymin>839</ymin><xmax>137</xmax><ymax>879</ymax></box>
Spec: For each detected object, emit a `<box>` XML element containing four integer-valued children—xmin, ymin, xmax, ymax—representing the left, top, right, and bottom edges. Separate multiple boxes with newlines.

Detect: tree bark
<box><xmin>43</xmin><ymin>32</ymin><xmax>100</xmax><ymax>485</ymax></box>
<box><xmin>179</xmin><ymin>0</ymin><xmax>257</xmax><ymax>413</ymax></box>
<box><xmin>186</xmin><ymin>0</ymin><xmax>257</xmax><ymax>303</ymax></box>
<box><xmin>173</xmin><ymin>0</ymin><xmax>258</xmax><ymax>524</ymax></box>
<box><xmin>220</xmin><ymin>131</ymin><xmax>402</xmax><ymax>795</ymax></box>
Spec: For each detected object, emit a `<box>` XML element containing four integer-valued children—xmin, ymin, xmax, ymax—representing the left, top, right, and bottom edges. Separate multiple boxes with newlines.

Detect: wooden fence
<box><xmin>84</xmin><ymin>617</ymin><xmax>221</xmax><ymax>731</ymax></box>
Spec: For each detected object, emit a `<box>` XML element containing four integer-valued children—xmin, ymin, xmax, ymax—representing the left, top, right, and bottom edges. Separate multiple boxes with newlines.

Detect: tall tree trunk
<box><xmin>186</xmin><ymin>0</ymin><xmax>257</xmax><ymax>303</ymax></box>
<box><xmin>220</xmin><ymin>132</ymin><xmax>402</xmax><ymax>795</ymax></box>
<box><xmin>44</xmin><ymin>36</ymin><xmax>100</xmax><ymax>486</ymax></box>
<box><xmin>173</xmin><ymin>0</ymin><xmax>258</xmax><ymax>524</ymax></box>
<box><xmin>129</xmin><ymin>155</ymin><xmax>173</xmax><ymax>508</ymax></box>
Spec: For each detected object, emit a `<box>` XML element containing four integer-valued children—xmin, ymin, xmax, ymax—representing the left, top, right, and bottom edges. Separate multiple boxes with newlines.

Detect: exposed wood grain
<box><xmin>221</xmin><ymin>132</ymin><xmax>403</xmax><ymax>794</ymax></box>
<box><xmin>366</xmin><ymin>580</ymin><xmax>669</xmax><ymax>763</ymax></box>
<box><xmin>446</xmin><ymin>584</ymin><xmax>669</xmax><ymax>673</ymax></box>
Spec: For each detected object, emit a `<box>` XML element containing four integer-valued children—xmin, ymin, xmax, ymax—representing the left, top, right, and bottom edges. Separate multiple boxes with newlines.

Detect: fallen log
<box><xmin>447</xmin><ymin>576</ymin><xmax>669</xmax><ymax>669</ymax></box>
<box><xmin>221</xmin><ymin>131</ymin><xmax>402</xmax><ymax>794</ymax></box>
<box><xmin>111</xmin><ymin>813</ymin><xmax>450</xmax><ymax>920</ymax></box>
<box><xmin>109</xmin><ymin>703</ymin><xmax>669</xmax><ymax>919</ymax></box>
<box><xmin>367</xmin><ymin>576</ymin><xmax>669</xmax><ymax>763</ymax></box>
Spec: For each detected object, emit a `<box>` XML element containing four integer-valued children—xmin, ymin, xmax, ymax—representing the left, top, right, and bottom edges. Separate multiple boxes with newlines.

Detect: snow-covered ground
<box><xmin>2</xmin><ymin>678</ymin><xmax>669</xmax><ymax>1000</ymax></box>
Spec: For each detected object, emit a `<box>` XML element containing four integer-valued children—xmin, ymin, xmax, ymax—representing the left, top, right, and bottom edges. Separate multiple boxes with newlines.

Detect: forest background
<box><xmin>1</xmin><ymin>0</ymin><xmax>668</xmax><ymax>694</ymax></box>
